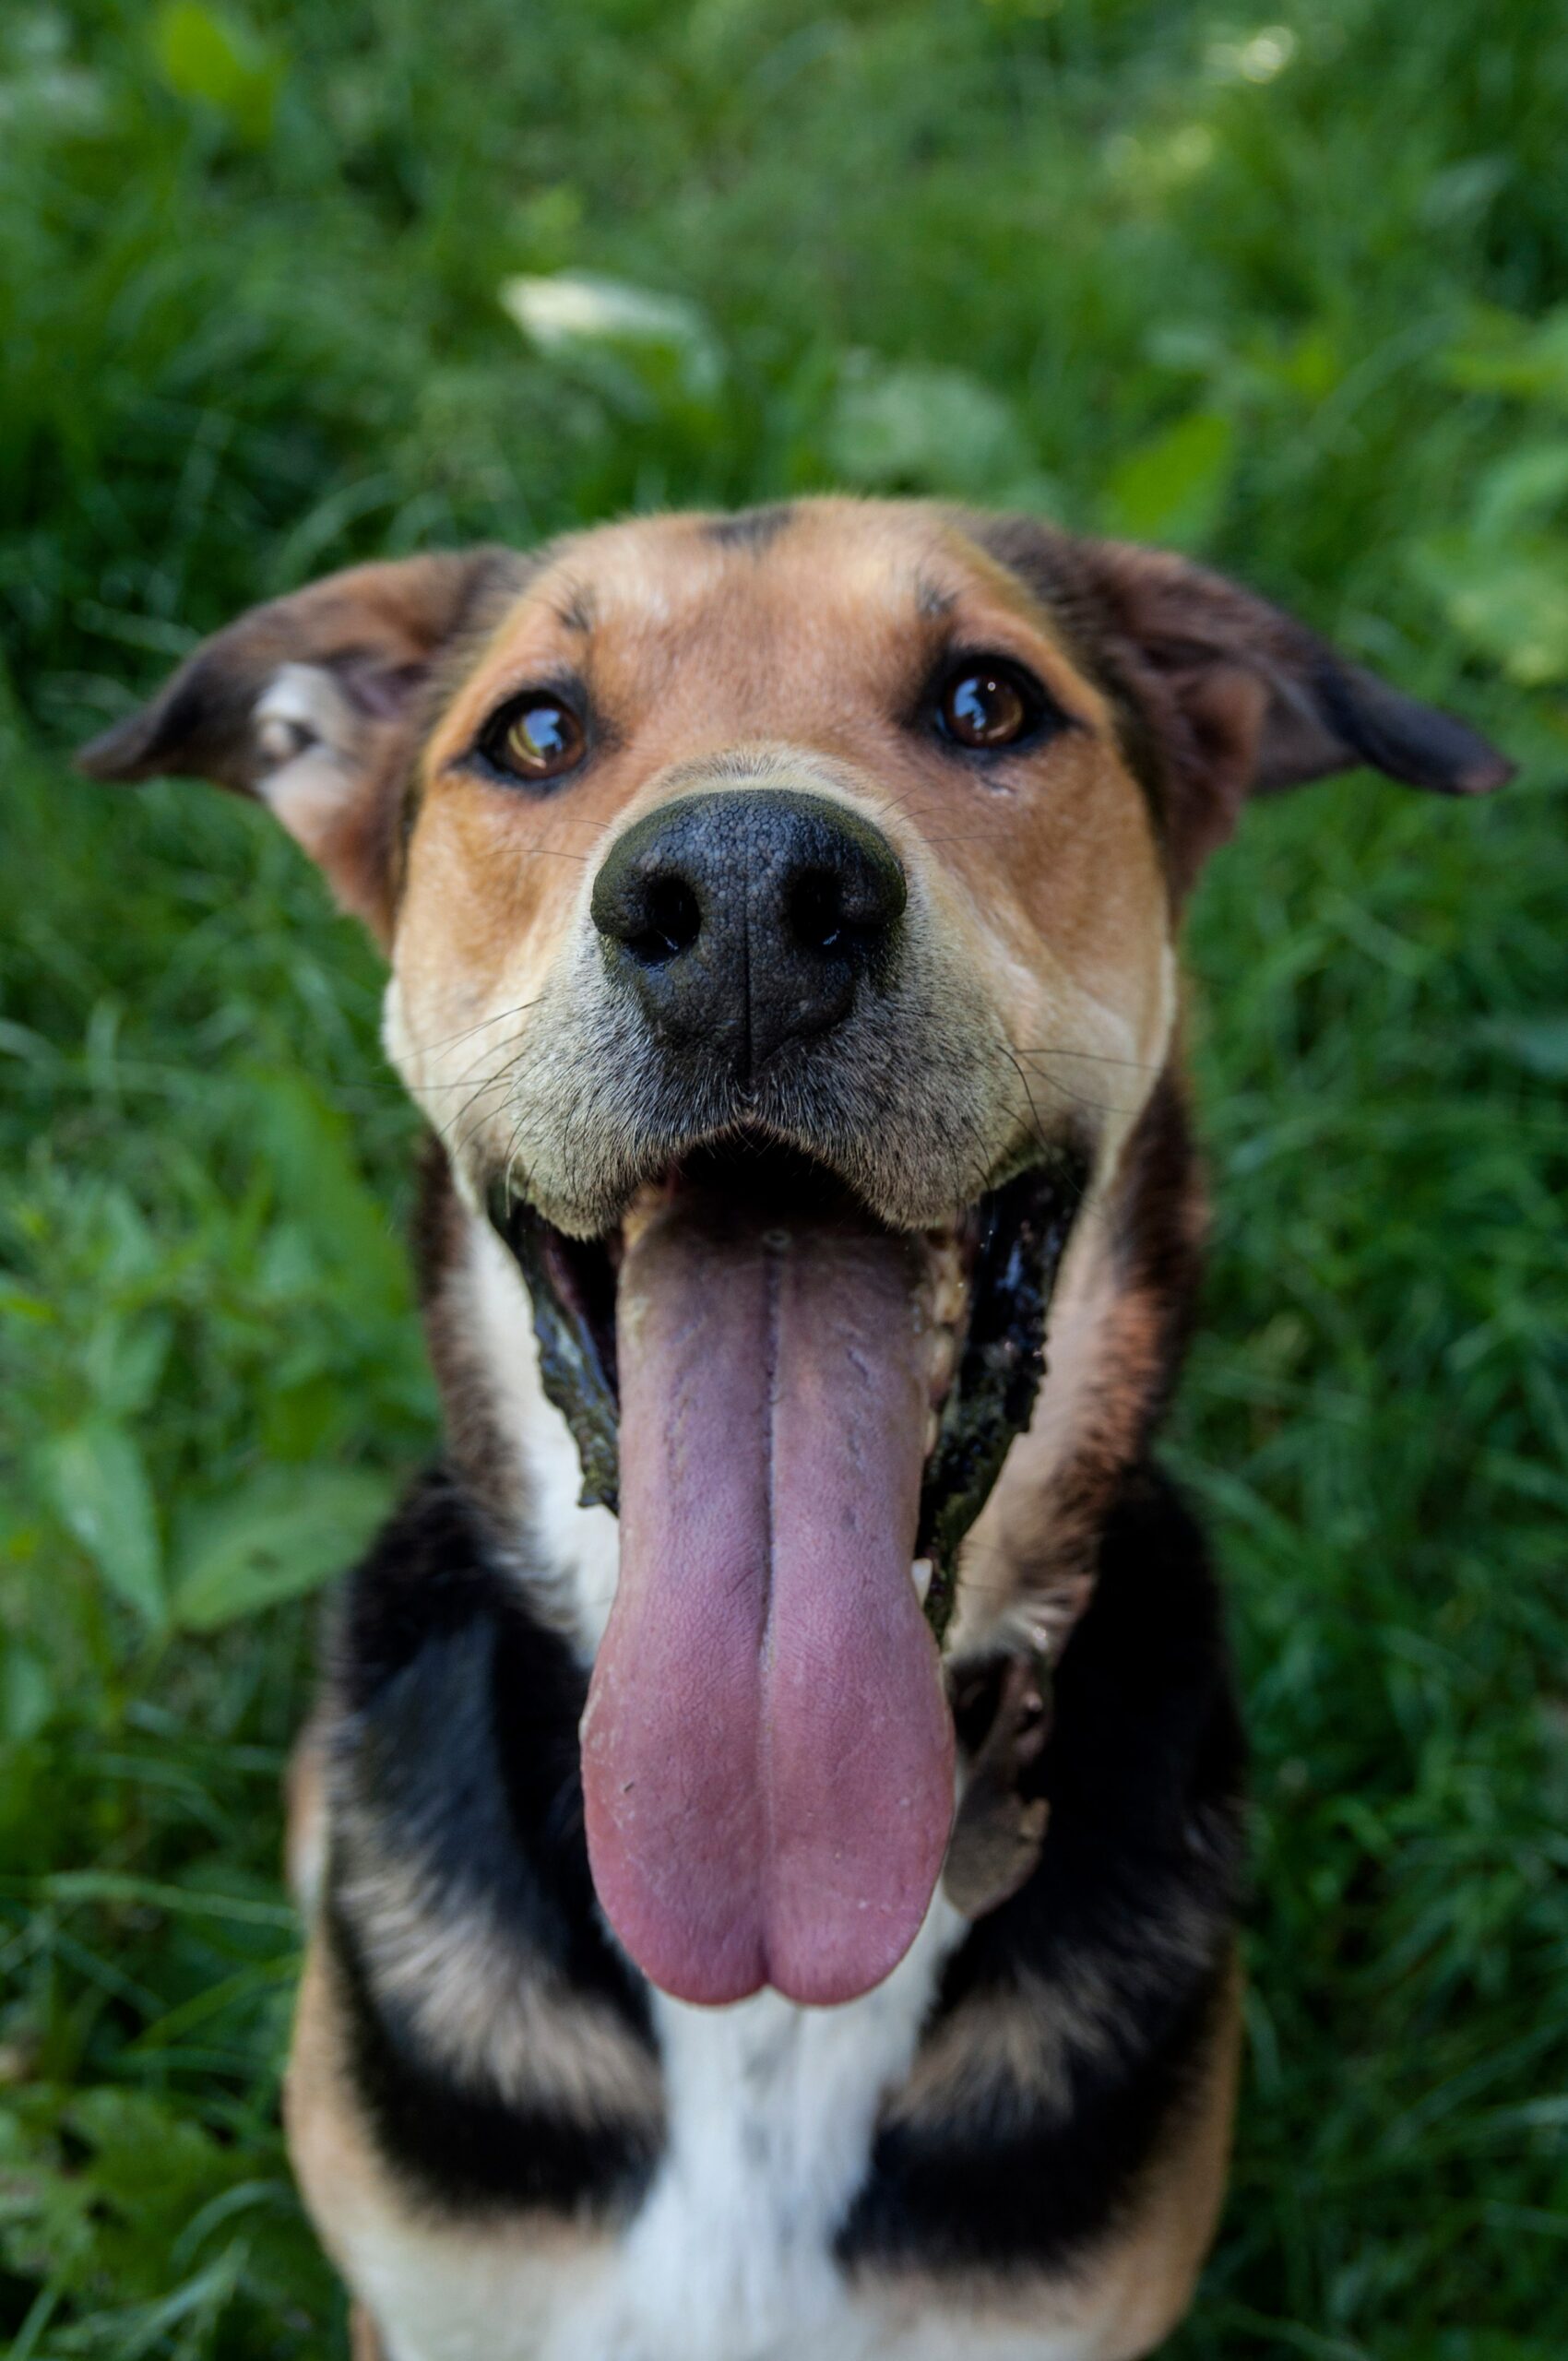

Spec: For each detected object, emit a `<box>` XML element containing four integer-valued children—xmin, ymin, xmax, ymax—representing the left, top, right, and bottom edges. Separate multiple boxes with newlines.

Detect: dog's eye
<box><xmin>482</xmin><ymin>694</ymin><xmax>586</xmax><ymax>785</ymax></box>
<box><xmin>935</xmin><ymin>662</ymin><xmax>1039</xmax><ymax>751</ymax></box>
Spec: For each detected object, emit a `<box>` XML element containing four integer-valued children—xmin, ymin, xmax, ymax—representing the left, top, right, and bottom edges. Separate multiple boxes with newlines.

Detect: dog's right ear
<box><xmin>77</xmin><ymin>551</ymin><xmax>517</xmax><ymax>943</ymax></box>
<box><xmin>973</xmin><ymin>515</ymin><xmax>1513</xmax><ymax>897</ymax></box>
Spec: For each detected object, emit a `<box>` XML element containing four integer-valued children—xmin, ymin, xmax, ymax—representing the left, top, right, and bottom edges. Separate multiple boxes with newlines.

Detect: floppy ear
<box><xmin>77</xmin><ymin>551</ymin><xmax>517</xmax><ymax>942</ymax></box>
<box><xmin>1078</xmin><ymin>540</ymin><xmax>1515</xmax><ymax>891</ymax></box>
<box><xmin>978</xmin><ymin>519</ymin><xmax>1514</xmax><ymax>896</ymax></box>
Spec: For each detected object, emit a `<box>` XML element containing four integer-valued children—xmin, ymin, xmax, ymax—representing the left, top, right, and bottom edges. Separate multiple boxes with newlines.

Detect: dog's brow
<box><xmin>552</xmin><ymin>583</ymin><xmax>596</xmax><ymax>635</ymax></box>
<box><xmin>700</xmin><ymin>503</ymin><xmax>797</xmax><ymax>553</ymax></box>
<box><xmin>912</xmin><ymin>571</ymin><xmax>958</xmax><ymax>622</ymax></box>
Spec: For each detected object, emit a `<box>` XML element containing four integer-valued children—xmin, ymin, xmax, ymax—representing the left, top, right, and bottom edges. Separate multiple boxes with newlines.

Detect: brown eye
<box><xmin>486</xmin><ymin>694</ymin><xmax>586</xmax><ymax>784</ymax></box>
<box><xmin>936</xmin><ymin>664</ymin><xmax>1037</xmax><ymax>750</ymax></box>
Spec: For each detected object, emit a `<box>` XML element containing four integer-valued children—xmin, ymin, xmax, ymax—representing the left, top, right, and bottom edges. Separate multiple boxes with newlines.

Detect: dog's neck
<box><xmin>411</xmin><ymin>1068</ymin><xmax>1203</xmax><ymax>1670</ymax></box>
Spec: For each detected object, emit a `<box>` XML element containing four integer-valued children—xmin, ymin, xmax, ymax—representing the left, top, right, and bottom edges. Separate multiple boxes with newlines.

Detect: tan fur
<box><xmin>283</xmin><ymin>1709</ymin><xmax>331</xmax><ymax>1919</ymax></box>
<box><xmin>1088</xmin><ymin>1956</ymin><xmax>1241</xmax><ymax>2357</ymax></box>
<box><xmin>287</xmin><ymin>1683</ymin><xmax>662</xmax><ymax>2137</ymax></box>
<box><xmin>333</xmin><ymin>1809</ymin><xmax>663</xmax><ymax>2128</ymax></box>
<box><xmin>77</xmin><ymin>551</ymin><xmax>513</xmax><ymax>938</ymax></box>
<box><xmin>350</xmin><ymin>2305</ymin><xmax>386</xmax><ymax>2361</ymax></box>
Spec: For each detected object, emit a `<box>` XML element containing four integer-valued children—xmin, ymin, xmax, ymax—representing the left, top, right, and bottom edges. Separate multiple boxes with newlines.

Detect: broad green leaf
<box><xmin>1415</xmin><ymin>539</ymin><xmax>1568</xmax><ymax>685</ymax></box>
<box><xmin>1441</xmin><ymin>303</ymin><xmax>1568</xmax><ymax>409</ymax></box>
<box><xmin>1102</xmin><ymin>409</ymin><xmax>1234</xmax><ymax>549</ymax></box>
<box><xmin>69</xmin><ymin>2088</ymin><xmax>235</xmax><ymax>2221</ymax></box>
<box><xmin>244</xmin><ymin>1068</ymin><xmax>406</xmax><ymax>1315</ymax></box>
<box><xmin>0</xmin><ymin>1644</ymin><xmax>53</xmax><ymax>1741</ymax></box>
<box><xmin>82</xmin><ymin>1314</ymin><xmax>173</xmax><ymax>1421</ymax></box>
<box><xmin>1470</xmin><ymin>443</ymin><xmax>1568</xmax><ymax>544</ymax></box>
<box><xmin>826</xmin><ymin>356</ymin><xmax>1034</xmax><ymax>497</ymax></box>
<box><xmin>501</xmin><ymin>271</ymin><xmax>724</xmax><ymax>405</ymax></box>
<box><xmin>153</xmin><ymin>4</ymin><xmax>281</xmax><ymax>146</ymax></box>
<box><xmin>1479</xmin><ymin>1015</ymin><xmax>1568</xmax><ymax>1079</ymax></box>
<box><xmin>40</xmin><ymin>1422</ymin><xmax>164</xmax><ymax>1630</ymax></box>
<box><xmin>172</xmin><ymin>1465</ymin><xmax>393</xmax><ymax>1631</ymax></box>
<box><xmin>261</xmin><ymin>1372</ymin><xmax>352</xmax><ymax>1464</ymax></box>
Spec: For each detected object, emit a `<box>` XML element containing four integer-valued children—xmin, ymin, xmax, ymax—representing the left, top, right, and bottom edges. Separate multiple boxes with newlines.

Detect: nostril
<box><xmin>785</xmin><ymin>844</ymin><xmax>903</xmax><ymax>965</ymax></box>
<box><xmin>787</xmin><ymin>868</ymin><xmax>846</xmax><ymax>955</ymax></box>
<box><xmin>625</xmin><ymin>873</ymin><xmax>702</xmax><ymax>967</ymax></box>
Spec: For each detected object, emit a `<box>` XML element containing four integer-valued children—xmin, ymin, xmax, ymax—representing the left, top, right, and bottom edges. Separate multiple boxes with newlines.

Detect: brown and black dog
<box><xmin>81</xmin><ymin>500</ymin><xmax>1509</xmax><ymax>2360</ymax></box>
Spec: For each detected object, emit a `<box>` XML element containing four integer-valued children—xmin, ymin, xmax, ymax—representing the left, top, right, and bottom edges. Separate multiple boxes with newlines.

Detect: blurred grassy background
<box><xmin>2</xmin><ymin>1</ymin><xmax>1566</xmax><ymax>2354</ymax></box>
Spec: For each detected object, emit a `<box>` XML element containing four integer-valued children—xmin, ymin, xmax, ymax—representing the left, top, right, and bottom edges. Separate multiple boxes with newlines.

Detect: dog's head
<box><xmin>83</xmin><ymin>499</ymin><xmax>1508</xmax><ymax>2006</ymax></box>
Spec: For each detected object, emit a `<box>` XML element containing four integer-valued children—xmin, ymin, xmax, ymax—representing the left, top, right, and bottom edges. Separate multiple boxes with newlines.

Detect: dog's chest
<box><xmin>588</xmin><ymin>1929</ymin><xmax>956</xmax><ymax>2361</ymax></box>
<box><xmin>368</xmin><ymin>1904</ymin><xmax>961</xmax><ymax>2361</ymax></box>
<box><xmin>576</xmin><ymin>1897</ymin><xmax>966</xmax><ymax>2361</ymax></box>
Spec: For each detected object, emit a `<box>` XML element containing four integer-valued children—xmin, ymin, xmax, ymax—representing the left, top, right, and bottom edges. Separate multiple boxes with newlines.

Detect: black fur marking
<box><xmin>553</xmin><ymin>583</ymin><xmax>597</xmax><ymax>635</ymax></box>
<box><xmin>702</xmin><ymin>503</ymin><xmax>797</xmax><ymax>553</ymax></box>
<box><xmin>838</xmin><ymin>1462</ymin><xmax>1245</xmax><ymax>2275</ymax></box>
<box><xmin>328</xmin><ymin>1902</ymin><xmax>659</xmax><ymax>2220</ymax></box>
<box><xmin>1307</xmin><ymin>654</ymin><xmax>1511</xmax><ymax>797</ymax></box>
<box><xmin>327</xmin><ymin>1472</ymin><xmax>659</xmax><ymax>2216</ymax></box>
<box><xmin>913</xmin><ymin>571</ymin><xmax>957</xmax><ymax>622</ymax></box>
<box><xmin>1111</xmin><ymin>1069</ymin><xmax>1206</xmax><ymax>1440</ymax></box>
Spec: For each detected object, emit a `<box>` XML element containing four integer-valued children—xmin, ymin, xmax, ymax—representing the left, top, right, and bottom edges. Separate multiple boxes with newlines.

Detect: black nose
<box><xmin>590</xmin><ymin>789</ymin><xmax>907</xmax><ymax>1078</ymax></box>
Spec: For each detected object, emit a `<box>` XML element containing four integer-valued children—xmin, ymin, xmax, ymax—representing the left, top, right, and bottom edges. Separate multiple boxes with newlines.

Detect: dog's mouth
<box><xmin>486</xmin><ymin>1138</ymin><xmax>1079</xmax><ymax>2008</ymax></box>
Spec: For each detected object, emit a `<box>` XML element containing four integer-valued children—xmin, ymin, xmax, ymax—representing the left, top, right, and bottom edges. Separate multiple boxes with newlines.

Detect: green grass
<box><xmin>2</xmin><ymin>1</ymin><xmax>1566</xmax><ymax>2352</ymax></box>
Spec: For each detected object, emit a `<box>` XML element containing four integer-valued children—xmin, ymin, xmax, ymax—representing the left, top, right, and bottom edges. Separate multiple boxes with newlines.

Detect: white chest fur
<box><xmin>553</xmin><ymin>1893</ymin><xmax>966</xmax><ymax>2361</ymax></box>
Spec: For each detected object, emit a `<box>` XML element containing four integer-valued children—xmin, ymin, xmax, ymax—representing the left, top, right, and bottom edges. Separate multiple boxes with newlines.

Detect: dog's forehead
<box><xmin>431</xmin><ymin>501</ymin><xmax>1109</xmax><ymax>751</ymax></box>
<box><xmin>544</xmin><ymin>501</ymin><xmax>992</xmax><ymax>625</ymax></box>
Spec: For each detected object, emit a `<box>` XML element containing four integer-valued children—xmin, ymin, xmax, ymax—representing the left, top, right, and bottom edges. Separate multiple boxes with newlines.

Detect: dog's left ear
<box><xmin>980</xmin><ymin>520</ymin><xmax>1514</xmax><ymax>895</ymax></box>
<box><xmin>1079</xmin><ymin>540</ymin><xmax>1515</xmax><ymax>892</ymax></box>
<box><xmin>77</xmin><ymin>551</ymin><xmax>515</xmax><ymax>942</ymax></box>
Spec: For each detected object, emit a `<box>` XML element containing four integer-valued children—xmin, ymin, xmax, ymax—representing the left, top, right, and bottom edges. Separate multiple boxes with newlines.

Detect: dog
<box><xmin>79</xmin><ymin>498</ymin><xmax>1510</xmax><ymax>2360</ymax></box>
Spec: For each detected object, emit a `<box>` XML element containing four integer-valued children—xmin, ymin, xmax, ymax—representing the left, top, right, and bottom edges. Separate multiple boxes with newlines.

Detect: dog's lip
<box><xmin>485</xmin><ymin>1135</ymin><xmax>1082</xmax><ymax>1640</ymax></box>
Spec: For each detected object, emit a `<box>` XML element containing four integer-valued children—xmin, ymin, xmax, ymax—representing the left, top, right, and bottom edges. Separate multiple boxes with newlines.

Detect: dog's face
<box><xmin>388</xmin><ymin>503</ymin><xmax>1174</xmax><ymax>1241</ymax></box>
<box><xmin>82</xmin><ymin>498</ymin><xmax>1507</xmax><ymax>2008</ymax></box>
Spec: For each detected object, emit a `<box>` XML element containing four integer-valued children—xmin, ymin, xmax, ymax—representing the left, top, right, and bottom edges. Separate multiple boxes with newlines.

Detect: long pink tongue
<box><xmin>581</xmin><ymin>1185</ymin><xmax>954</xmax><ymax>2007</ymax></box>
